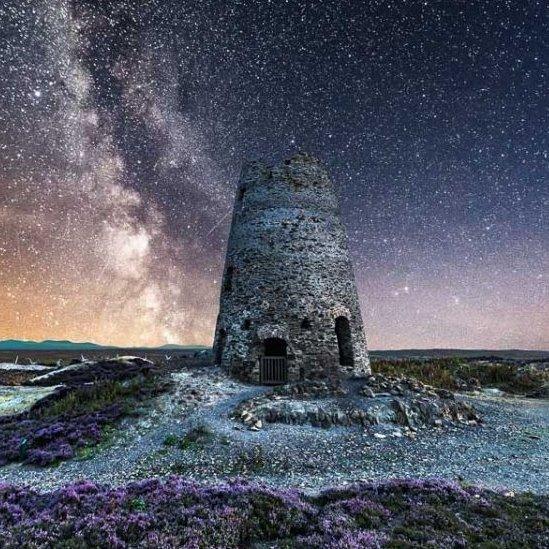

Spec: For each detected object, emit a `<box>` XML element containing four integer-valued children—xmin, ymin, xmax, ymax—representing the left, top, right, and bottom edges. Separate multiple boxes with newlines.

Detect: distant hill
<box><xmin>369</xmin><ymin>348</ymin><xmax>549</xmax><ymax>361</ymax></box>
<box><xmin>0</xmin><ymin>339</ymin><xmax>106</xmax><ymax>351</ymax></box>
<box><xmin>0</xmin><ymin>340</ymin><xmax>209</xmax><ymax>351</ymax></box>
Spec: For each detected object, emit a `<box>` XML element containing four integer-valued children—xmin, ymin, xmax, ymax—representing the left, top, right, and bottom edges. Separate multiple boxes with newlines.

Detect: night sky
<box><xmin>0</xmin><ymin>0</ymin><xmax>547</xmax><ymax>349</ymax></box>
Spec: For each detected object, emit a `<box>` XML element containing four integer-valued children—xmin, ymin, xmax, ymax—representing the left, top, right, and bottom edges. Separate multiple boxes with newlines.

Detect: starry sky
<box><xmin>0</xmin><ymin>0</ymin><xmax>547</xmax><ymax>350</ymax></box>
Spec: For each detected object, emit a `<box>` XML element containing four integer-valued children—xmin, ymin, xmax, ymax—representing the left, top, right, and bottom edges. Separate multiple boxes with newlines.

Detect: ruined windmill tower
<box><xmin>214</xmin><ymin>153</ymin><xmax>370</xmax><ymax>384</ymax></box>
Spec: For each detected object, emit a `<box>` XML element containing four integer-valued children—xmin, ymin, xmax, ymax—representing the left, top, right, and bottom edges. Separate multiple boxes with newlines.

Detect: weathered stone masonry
<box><xmin>214</xmin><ymin>153</ymin><xmax>370</xmax><ymax>384</ymax></box>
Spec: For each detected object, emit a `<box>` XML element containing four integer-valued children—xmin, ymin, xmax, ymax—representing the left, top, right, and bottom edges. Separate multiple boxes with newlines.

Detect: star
<box><xmin>0</xmin><ymin>0</ymin><xmax>545</xmax><ymax>350</ymax></box>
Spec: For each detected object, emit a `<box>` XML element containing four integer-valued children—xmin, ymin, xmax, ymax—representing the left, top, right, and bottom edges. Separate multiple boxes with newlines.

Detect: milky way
<box><xmin>0</xmin><ymin>0</ymin><xmax>547</xmax><ymax>349</ymax></box>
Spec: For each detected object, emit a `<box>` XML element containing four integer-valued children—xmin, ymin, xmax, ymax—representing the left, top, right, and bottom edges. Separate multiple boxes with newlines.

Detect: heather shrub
<box><xmin>1</xmin><ymin>477</ymin><xmax>546</xmax><ymax>548</ymax></box>
<box><xmin>0</xmin><ymin>478</ymin><xmax>315</xmax><ymax>547</ymax></box>
<box><xmin>0</xmin><ymin>406</ymin><xmax>120</xmax><ymax>466</ymax></box>
<box><xmin>0</xmin><ymin>375</ymin><xmax>171</xmax><ymax>467</ymax></box>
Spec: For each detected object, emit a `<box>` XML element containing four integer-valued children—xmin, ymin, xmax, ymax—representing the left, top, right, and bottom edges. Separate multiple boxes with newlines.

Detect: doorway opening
<box><xmin>215</xmin><ymin>328</ymin><xmax>227</xmax><ymax>365</ymax></box>
<box><xmin>263</xmin><ymin>337</ymin><xmax>287</xmax><ymax>357</ymax></box>
<box><xmin>335</xmin><ymin>316</ymin><xmax>354</xmax><ymax>366</ymax></box>
<box><xmin>260</xmin><ymin>337</ymin><xmax>288</xmax><ymax>384</ymax></box>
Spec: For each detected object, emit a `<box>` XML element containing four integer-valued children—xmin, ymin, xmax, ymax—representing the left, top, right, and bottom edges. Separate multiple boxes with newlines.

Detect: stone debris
<box><xmin>360</xmin><ymin>374</ymin><xmax>456</xmax><ymax>400</ymax></box>
<box><xmin>231</xmin><ymin>376</ymin><xmax>481</xmax><ymax>433</ymax></box>
<box><xmin>274</xmin><ymin>380</ymin><xmax>346</xmax><ymax>398</ymax></box>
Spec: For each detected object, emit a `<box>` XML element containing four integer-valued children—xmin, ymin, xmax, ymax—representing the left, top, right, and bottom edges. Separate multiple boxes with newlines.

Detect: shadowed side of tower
<box><xmin>214</xmin><ymin>153</ymin><xmax>370</xmax><ymax>384</ymax></box>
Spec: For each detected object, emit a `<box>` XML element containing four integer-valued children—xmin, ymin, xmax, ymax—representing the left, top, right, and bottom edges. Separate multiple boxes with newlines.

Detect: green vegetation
<box><xmin>128</xmin><ymin>497</ymin><xmax>147</xmax><ymax>511</ymax></box>
<box><xmin>33</xmin><ymin>374</ymin><xmax>170</xmax><ymax>420</ymax></box>
<box><xmin>372</xmin><ymin>357</ymin><xmax>547</xmax><ymax>395</ymax></box>
<box><xmin>232</xmin><ymin>445</ymin><xmax>266</xmax><ymax>474</ymax></box>
<box><xmin>163</xmin><ymin>423</ymin><xmax>213</xmax><ymax>451</ymax></box>
<box><xmin>162</xmin><ymin>434</ymin><xmax>180</xmax><ymax>447</ymax></box>
<box><xmin>75</xmin><ymin>425</ymin><xmax>118</xmax><ymax>461</ymax></box>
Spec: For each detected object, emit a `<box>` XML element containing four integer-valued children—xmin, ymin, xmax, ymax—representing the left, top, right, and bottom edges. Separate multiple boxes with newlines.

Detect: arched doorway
<box><xmin>260</xmin><ymin>337</ymin><xmax>288</xmax><ymax>384</ymax></box>
<box><xmin>263</xmin><ymin>337</ymin><xmax>287</xmax><ymax>357</ymax></box>
<box><xmin>215</xmin><ymin>328</ymin><xmax>227</xmax><ymax>366</ymax></box>
<box><xmin>335</xmin><ymin>316</ymin><xmax>354</xmax><ymax>366</ymax></box>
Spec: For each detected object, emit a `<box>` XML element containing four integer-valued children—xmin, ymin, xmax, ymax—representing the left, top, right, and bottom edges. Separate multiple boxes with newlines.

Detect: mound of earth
<box><xmin>232</xmin><ymin>375</ymin><xmax>480</xmax><ymax>434</ymax></box>
<box><xmin>0</xmin><ymin>365</ymin><xmax>546</xmax><ymax>495</ymax></box>
<box><xmin>0</xmin><ymin>356</ymin><xmax>171</xmax><ymax>467</ymax></box>
<box><xmin>27</xmin><ymin>356</ymin><xmax>156</xmax><ymax>386</ymax></box>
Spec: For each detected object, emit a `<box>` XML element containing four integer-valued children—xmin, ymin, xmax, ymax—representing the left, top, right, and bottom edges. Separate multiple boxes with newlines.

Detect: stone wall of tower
<box><xmin>214</xmin><ymin>153</ymin><xmax>370</xmax><ymax>383</ymax></box>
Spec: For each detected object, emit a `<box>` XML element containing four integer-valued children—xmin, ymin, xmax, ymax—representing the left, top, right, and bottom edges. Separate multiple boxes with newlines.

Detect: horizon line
<box><xmin>0</xmin><ymin>338</ymin><xmax>547</xmax><ymax>353</ymax></box>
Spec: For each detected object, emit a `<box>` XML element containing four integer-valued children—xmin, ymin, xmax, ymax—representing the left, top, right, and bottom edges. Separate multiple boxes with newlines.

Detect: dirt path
<box><xmin>0</xmin><ymin>368</ymin><xmax>547</xmax><ymax>494</ymax></box>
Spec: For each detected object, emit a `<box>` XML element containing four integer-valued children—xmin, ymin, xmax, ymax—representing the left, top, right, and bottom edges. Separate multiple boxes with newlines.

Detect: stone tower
<box><xmin>214</xmin><ymin>153</ymin><xmax>370</xmax><ymax>384</ymax></box>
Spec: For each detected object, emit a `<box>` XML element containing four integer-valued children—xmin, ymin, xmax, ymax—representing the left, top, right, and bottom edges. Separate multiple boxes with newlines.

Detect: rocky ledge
<box><xmin>0</xmin><ymin>363</ymin><xmax>54</xmax><ymax>386</ymax></box>
<box><xmin>232</xmin><ymin>375</ymin><xmax>480</xmax><ymax>434</ymax></box>
<box><xmin>27</xmin><ymin>356</ymin><xmax>155</xmax><ymax>386</ymax></box>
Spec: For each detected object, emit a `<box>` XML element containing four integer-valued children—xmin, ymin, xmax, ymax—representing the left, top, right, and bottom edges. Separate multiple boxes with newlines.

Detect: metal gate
<box><xmin>259</xmin><ymin>356</ymin><xmax>288</xmax><ymax>385</ymax></box>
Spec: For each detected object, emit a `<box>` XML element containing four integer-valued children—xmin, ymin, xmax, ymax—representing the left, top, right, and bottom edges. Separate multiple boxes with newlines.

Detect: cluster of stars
<box><xmin>0</xmin><ymin>0</ymin><xmax>546</xmax><ymax>349</ymax></box>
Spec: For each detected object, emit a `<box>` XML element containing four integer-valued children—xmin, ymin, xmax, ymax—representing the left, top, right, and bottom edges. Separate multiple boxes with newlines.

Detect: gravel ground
<box><xmin>0</xmin><ymin>366</ymin><xmax>547</xmax><ymax>494</ymax></box>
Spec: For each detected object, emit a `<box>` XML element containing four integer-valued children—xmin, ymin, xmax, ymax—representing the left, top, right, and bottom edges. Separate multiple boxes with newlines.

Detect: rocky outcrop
<box><xmin>0</xmin><ymin>385</ymin><xmax>60</xmax><ymax>417</ymax></box>
<box><xmin>0</xmin><ymin>364</ymin><xmax>54</xmax><ymax>386</ymax></box>
<box><xmin>27</xmin><ymin>356</ymin><xmax>155</xmax><ymax>386</ymax></box>
<box><xmin>359</xmin><ymin>374</ymin><xmax>456</xmax><ymax>399</ymax></box>
<box><xmin>273</xmin><ymin>379</ymin><xmax>346</xmax><ymax>398</ymax></box>
<box><xmin>232</xmin><ymin>376</ymin><xmax>480</xmax><ymax>433</ymax></box>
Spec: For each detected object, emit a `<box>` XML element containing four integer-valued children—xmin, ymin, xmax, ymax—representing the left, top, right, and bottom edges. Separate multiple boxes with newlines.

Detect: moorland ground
<box><xmin>0</xmin><ymin>352</ymin><xmax>547</xmax><ymax>493</ymax></box>
<box><xmin>0</xmin><ymin>351</ymin><xmax>547</xmax><ymax>547</ymax></box>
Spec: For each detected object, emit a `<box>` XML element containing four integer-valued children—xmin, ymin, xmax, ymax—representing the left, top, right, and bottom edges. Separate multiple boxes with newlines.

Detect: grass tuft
<box><xmin>372</xmin><ymin>357</ymin><xmax>547</xmax><ymax>394</ymax></box>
